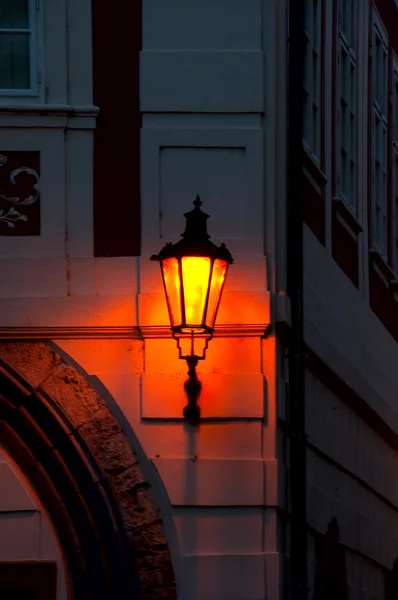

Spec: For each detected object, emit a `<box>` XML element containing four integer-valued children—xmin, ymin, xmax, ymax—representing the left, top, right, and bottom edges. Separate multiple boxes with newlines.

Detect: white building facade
<box><xmin>0</xmin><ymin>0</ymin><xmax>281</xmax><ymax>598</ymax></box>
<box><xmin>1</xmin><ymin>0</ymin><xmax>398</xmax><ymax>599</ymax></box>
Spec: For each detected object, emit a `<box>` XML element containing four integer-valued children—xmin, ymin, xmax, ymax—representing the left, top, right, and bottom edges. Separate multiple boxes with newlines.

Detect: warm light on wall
<box><xmin>151</xmin><ymin>195</ymin><xmax>233</xmax><ymax>424</ymax></box>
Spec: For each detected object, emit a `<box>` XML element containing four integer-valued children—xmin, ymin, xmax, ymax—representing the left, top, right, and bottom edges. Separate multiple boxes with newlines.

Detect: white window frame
<box><xmin>303</xmin><ymin>0</ymin><xmax>322</xmax><ymax>162</ymax></box>
<box><xmin>371</xmin><ymin>14</ymin><xmax>389</xmax><ymax>258</ymax></box>
<box><xmin>392</xmin><ymin>55</ymin><xmax>398</xmax><ymax>273</ymax></box>
<box><xmin>338</xmin><ymin>0</ymin><xmax>358</xmax><ymax>212</ymax></box>
<box><xmin>0</xmin><ymin>0</ymin><xmax>42</xmax><ymax>100</ymax></box>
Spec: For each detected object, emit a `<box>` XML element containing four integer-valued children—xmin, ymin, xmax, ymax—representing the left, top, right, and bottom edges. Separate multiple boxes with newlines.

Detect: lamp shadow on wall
<box><xmin>181</xmin><ymin>420</ymin><xmax>199</xmax><ymax>599</ymax></box>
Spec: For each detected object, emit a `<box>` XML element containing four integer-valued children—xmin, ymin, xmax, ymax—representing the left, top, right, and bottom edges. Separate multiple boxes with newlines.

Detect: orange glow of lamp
<box><xmin>151</xmin><ymin>195</ymin><xmax>233</xmax><ymax>425</ymax></box>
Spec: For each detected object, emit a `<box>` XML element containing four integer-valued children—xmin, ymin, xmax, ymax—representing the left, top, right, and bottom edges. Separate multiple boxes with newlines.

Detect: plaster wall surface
<box><xmin>304</xmin><ymin>226</ymin><xmax>398</xmax><ymax>436</ymax></box>
<box><xmin>0</xmin><ymin>1</ymin><xmax>288</xmax><ymax>598</ymax></box>
<box><xmin>0</xmin><ymin>0</ymin><xmax>353</xmax><ymax>597</ymax></box>
<box><xmin>55</xmin><ymin>332</ymin><xmax>278</xmax><ymax>600</ymax></box>
<box><xmin>303</xmin><ymin>369</ymin><xmax>398</xmax><ymax>598</ymax></box>
<box><xmin>301</xmin><ymin>224</ymin><xmax>398</xmax><ymax>597</ymax></box>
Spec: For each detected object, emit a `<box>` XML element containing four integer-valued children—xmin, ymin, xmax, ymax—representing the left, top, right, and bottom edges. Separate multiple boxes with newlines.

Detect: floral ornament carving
<box><xmin>0</xmin><ymin>152</ymin><xmax>41</xmax><ymax>235</ymax></box>
<box><xmin>0</xmin><ymin>207</ymin><xmax>28</xmax><ymax>228</ymax></box>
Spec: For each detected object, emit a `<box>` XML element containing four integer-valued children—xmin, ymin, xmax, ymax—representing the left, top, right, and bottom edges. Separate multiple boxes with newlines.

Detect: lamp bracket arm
<box><xmin>183</xmin><ymin>355</ymin><xmax>201</xmax><ymax>426</ymax></box>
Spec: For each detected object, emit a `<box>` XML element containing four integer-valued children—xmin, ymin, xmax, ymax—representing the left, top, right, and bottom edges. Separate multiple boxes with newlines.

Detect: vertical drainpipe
<box><xmin>287</xmin><ymin>0</ymin><xmax>307</xmax><ymax>598</ymax></box>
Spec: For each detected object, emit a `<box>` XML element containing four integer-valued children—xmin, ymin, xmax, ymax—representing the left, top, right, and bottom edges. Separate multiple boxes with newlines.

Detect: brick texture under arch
<box><xmin>0</xmin><ymin>341</ymin><xmax>177</xmax><ymax>600</ymax></box>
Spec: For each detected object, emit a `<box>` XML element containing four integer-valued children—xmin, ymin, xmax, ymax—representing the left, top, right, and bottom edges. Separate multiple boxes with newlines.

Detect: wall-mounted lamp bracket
<box><xmin>176</xmin><ymin>332</ymin><xmax>207</xmax><ymax>425</ymax></box>
<box><xmin>151</xmin><ymin>196</ymin><xmax>234</xmax><ymax>426</ymax></box>
<box><xmin>183</xmin><ymin>354</ymin><xmax>202</xmax><ymax>426</ymax></box>
<box><xmin>175</xmin><ymin>331</ymin><xmax>211</xmax><ymax>361</ymax></box>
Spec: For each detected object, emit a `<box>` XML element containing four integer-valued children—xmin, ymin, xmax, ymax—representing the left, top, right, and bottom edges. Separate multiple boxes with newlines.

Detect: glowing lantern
<box><xmin>151</xmin><ymin>195</ymin><xmax>233</xmax><ymax>345</ymax></box>
<box><xmin>151</xmin><ymin>196</ymin><xmax>234</xmax><ymax>424</ymax></box>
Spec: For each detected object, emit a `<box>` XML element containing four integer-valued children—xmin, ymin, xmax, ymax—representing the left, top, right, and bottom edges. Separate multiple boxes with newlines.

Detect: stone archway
<box><xmin>0</xmin><ymin>341</ymin><xmax>177</xmax><ymax>600</ymax></box>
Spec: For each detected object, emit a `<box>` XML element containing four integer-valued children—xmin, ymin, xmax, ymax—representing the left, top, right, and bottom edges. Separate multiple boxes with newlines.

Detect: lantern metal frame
<box><xmin>150</xmin><ymin>195</ymin><xmax>234</xmax><ymax>425</ymax></box>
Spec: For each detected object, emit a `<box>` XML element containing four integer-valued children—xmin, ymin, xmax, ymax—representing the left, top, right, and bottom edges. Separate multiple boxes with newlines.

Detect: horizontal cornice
<box><xmin>0</xmin><ymin>324</ymin><xmax>270</xmax><ymax>341</ymax></box>
<box><xmin>0</xmin><ymin>104</ymin><xmax>100</xmax><ymax>116</ymax></box>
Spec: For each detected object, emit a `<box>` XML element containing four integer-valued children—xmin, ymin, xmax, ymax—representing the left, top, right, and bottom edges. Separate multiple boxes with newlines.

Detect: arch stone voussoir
<box><xmin>0</xmin><ymin>340</ymin><xmax>177</xmax><ymax>600</ymax></box>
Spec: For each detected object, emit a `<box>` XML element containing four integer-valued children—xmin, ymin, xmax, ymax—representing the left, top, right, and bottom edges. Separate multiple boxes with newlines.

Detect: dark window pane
<box><xmin>0</xmin><ymin>0</ymin><xmax>29</xmax><ymax>29</ymax></box>
<box><xmin>0</xmin><ymin>32</ymin><xmax>30</xmax><ymax>89</ymax></box>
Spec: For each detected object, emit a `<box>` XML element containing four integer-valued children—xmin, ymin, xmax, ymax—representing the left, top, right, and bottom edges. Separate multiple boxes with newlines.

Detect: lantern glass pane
<box><xmin>181</xmin><ymin>256</ymin><xmax>212</xmax><ymax>327</ymax></box>
<box><xmin>161</xmin><ymin>257</ymin><xmax>182</xmax><ymax>327</ymax></box>
<box><xmin>205</xmin><ymin>259</ymin><xmax>228</xmax><ymax>329</ymax></box>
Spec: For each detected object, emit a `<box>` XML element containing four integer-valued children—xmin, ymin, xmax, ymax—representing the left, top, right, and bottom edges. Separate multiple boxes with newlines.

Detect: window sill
<box><xmin>302</xmin><ymin>149</ymin><xmax>327</xmax><ymax>245</ymax></box>
<box><xmin>390</xmin><ymin>281</ymin><xmax>398</xmax><ymax>309</ymax></box>
<box><xmin>369</xmin><ymin>249</ymin><xmax>398</xmax><ymax>341</ymax></box>
<box><xmin>0</xmin><ymin>104</ymin><xmax>100</xmax><ymax>130</ymax></box>
<box><xmin>0</xmin><ymin>104</ymin><xmax>99</xmax><ymax>116</ymax></box>
<box><xmin>332</xmin><ymin>197</ymin><xmax>362</xmax><ymax>238</ymax></box>
<box><xmin>331</xmin><ymin>197</ymin><xmax>362</xmax><ymax>288</ymax></box>
<box><xmin>0</xmin><ymin>93</ymin><xmax>43</xmax><ymax>107</ymax></box>
<box><xmin>369</xmin><ymin>249</ymin><xmax>395</xmax><ymax>289</ymax></box>
<box><xmin>303</xmin><ymin>149</ymin><xmax>327</xmax><ymax>190</ymax></box>
<box><xmin>389</xmin><ymin>279</ymin><xmax>398</xmax><ymax>293</ymax></box>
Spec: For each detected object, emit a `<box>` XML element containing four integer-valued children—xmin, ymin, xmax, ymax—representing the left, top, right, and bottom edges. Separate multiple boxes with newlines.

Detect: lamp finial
<box><xmin>194</xmin><ymin>194</ymin><xmax>202</xmax><ymax>208</ymax></box>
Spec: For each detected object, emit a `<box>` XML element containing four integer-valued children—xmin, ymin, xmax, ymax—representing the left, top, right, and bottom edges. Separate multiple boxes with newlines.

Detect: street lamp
<box><xmin>151</xmin><ymin>195</ymin><xmax>233</xmax><ymax>424</ymax></box>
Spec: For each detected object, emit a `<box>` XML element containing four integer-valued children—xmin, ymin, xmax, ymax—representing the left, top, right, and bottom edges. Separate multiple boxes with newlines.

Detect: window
<box><xmin>338</xmin><ymin>0</ymin><xmax>357</xmax><ymax>211</ymax></box>
<box><xmin>303</xmin><ymin>0</ymin><xmax>322</xmax><ymax>161</ymax></box>
<box><xmin>371</xmin><ymin>21</ymin><xmax>388</xmax><ymax>257</ymax></box>
<box><xmin>0</xmin><ymin>0</ymin><xmax>38</xmax><ymax>95</ymax></box>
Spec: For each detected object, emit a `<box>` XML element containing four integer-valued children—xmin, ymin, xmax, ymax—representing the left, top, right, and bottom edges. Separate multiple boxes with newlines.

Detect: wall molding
<box><xmin>0</xmin><ymin>324</ymin><xmax>269</xmax><ymax>341</ymax></box>
<box><xmin>276</xmin><ymin>319</ymin><xmax>398</xmax><ymax>450</ymax></box>
<box><xmin>0</xmin><ymin>327</ymin><xmax>141</xmax><ymax>340</ymax></box>
<box><xmin>0</xmin><ymin>104</ymin><xmax>100</xmax><ymax>116</ymax></box>
<box><xmin>0</xmin><ymin>105</ymin><xmax>99</xmax><ymax>130</ymax></box>
<box><xmin>141</xmin><ymin>324</ymin><xmax>269</xmax><ymax>338</ymax></box>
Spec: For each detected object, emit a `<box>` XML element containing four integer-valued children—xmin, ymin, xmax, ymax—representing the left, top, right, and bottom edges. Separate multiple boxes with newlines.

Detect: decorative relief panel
<box><xmin>0</xmin><ymin>151</ymin><xmax>40</xmax><ymax>236</ymax></box>
<box><xmin>140</xmin><ymin>129</ymin><xmax>263</xmax><ymax>256</ymax></box>
<box><xmin>159</xmin><ymin>147</ymin><xmax>246</xmax><ymax>241</ymax></box>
